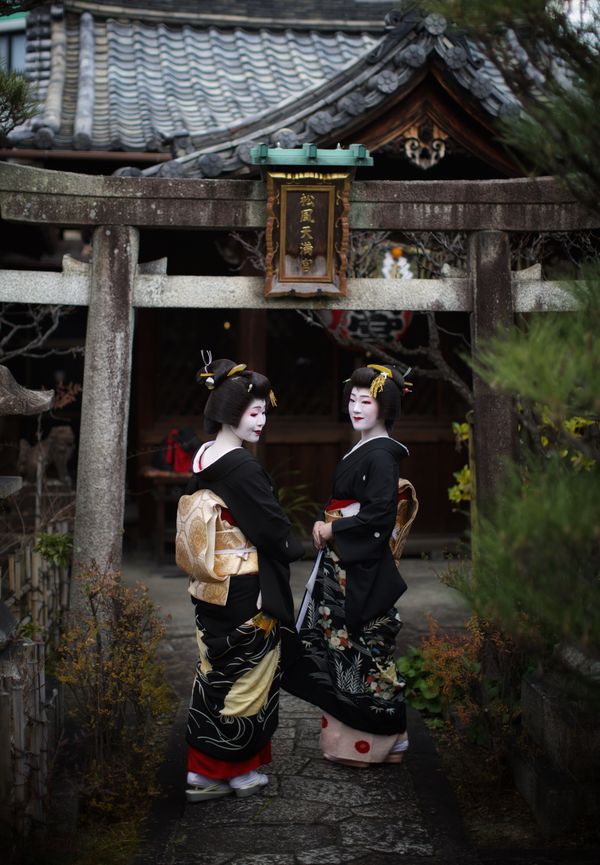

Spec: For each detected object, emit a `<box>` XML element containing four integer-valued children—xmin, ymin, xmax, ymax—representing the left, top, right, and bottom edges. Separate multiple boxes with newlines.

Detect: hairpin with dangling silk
<box><xmin>401</xmin><ymin>366</ymin><xmax>413</xmax><ymax>395</ymax></box>
<box><xmin>196</xmin><ymin>349</ymin><xmax>215</xmax><ymax>389</ymax></box>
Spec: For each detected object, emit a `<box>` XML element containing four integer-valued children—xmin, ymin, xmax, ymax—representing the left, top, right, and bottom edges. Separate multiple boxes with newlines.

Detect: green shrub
<box><xmin>396</xmin><ymin>645</ymin><xmax>443</xmax><ymax>715</ymax></box>
<box><xmin>462</xmin><ymin>455</ymin><xmax>600</xmax><ymax>650</ymax></box>
<box><xmin>56</xmin><ymin>564</ymin><xmax>175</xmax><ymax>818</ymax></box>
<box><xmin>34</xmin><ymin>532</ymin><xmax>73</xmax><ymax>568</ymax></box>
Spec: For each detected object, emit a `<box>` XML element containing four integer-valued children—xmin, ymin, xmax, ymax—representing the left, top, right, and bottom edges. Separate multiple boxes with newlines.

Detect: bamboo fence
<box><xmin>0</xmin><ymin>521</ymin><xmax>71</xmax><ymax>840</ymax></box>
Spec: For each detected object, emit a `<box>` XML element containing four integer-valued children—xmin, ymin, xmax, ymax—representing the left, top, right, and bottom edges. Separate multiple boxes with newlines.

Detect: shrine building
<box><xmin>0</xmin><ymin>1</ymin><xmax>535</xmax><ymax>553</ymax></box>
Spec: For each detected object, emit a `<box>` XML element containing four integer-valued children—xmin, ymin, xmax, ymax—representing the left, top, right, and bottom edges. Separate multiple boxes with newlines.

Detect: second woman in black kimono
<box><xmin>283</xmin><ymin>364</ymin><xmax>415</xmax><ymax>766</ymax></box>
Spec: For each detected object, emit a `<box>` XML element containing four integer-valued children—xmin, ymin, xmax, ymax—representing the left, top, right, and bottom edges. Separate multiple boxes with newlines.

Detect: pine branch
<box><xmin>0</xmin><ymin>66</ymin><xmax>39</xmax><ymax>142</ymax></box>
<box><xmin>560</xmin><ymin>428</ymin><xmax>600</xmax><ymax>462</ymax></box>
<box><xmin>0</xmin><ymin>2</ymin><xmax>47</xmax><ymax>13</ymax></box>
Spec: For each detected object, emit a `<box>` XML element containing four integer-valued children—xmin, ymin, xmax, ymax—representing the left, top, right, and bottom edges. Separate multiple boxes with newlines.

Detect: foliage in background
<box><xmin>477</xmin><ymin>279</ymin><xmax>600</xmax><ymax>428</ymax></box>
<box><xmin>277</xmin><ymin>480</ymin><xmax>318</xmax><ymax>537</ymax></box>
<box><xmin>34</xmin><ymin>531</ymin><xmax>73</xmax><ymax>568</ymax></box>
<box><xmin>269</xmin><ymin>463</ymin><xmax>320</xmax><ymax>537</ymax></box>
<box><xmin>427</xmin><ymin>0</ymin><xmax>600</xmax><ymax>212</ymax></box>
<box><xmin>448</xmin><ymin>420</ymin><xmax>472</xmax><ymax>507</ymax></box>
<box><xmin>422</xmin><ymin>617</ymin><xmax>525</xmax><ymax>756</ymax></box>
<box><xmin>399</xmin><ymin>615</ymin><xmax>527</xmax><ymax>764</ymax></box>
<box><xmin>455</xmin><ymin>454</ymin><xmax>600</xmax><ymax>650</ymax></box>
<box><xmin>396</xmin><ymin>645</ymin><xmax>444</xmax><ymax>717</ymax></box>
<box><xmin>0</xmin><ymin>64</ymin><xmax>37</xmax><ymax>142</ymax></box>
<box><xmin>538</xmin><ymin>412</ymin><xmax>597</xmax><ymax>472</ymax></box>
<box><xmin>464</xmin><ymin>275</ymin><xmax>600</xmax><ymax>652</ymax></box>
<box><xmin>55</xmin><ymin>565</ymin><xmax>174</xmax><ymax>818</ymax></box>
<box><xmin>447</xmin><ymin>463</ymin><xmax>471</xmax><ymax>507</ymax></box>
<box><xmin>423</xmin><ymin>0</ymin><xmax>600</xmax><ymax>663</ymax></box>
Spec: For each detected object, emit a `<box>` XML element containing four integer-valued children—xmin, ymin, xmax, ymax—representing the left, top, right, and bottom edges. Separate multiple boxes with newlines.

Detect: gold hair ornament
<box><xmin>269</xmin><ymin>390</ymin><xmax>278</xmax><ymax>407</ymax></box>
<box><xmin>367</xmin><ymin>364</ymin><xmax>392</xmax><ymax>399</ymax></box>
<box><xmin>227</xmin><ymin>363</ymin><xmax>247</xmax><ymax>377</ymax></box>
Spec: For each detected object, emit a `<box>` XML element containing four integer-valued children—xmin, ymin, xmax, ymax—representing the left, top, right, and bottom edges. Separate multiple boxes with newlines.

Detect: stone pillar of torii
<box><xmin>72</xmin><ymin>225</ymin><xmax>139</xmax><ymax>574</ymax></box>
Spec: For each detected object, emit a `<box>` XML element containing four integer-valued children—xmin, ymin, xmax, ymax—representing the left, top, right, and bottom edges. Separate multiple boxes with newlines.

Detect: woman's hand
<box><xmin>312</xmin><ymin>520</ymin><xmax>333</xmax><ymax>550</ymax></box>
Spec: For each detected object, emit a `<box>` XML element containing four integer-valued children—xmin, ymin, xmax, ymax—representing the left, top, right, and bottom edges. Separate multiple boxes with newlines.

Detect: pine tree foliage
<box><xmin>428</xmin><ymin>0</ymin><xmax>600</xmax><ymax>214</ymax></box>
<box><xmin>429</xmin><ymin>0</ymin><xmax>600</xmax><ymax>653</ymax></box>
<box><xmin>464</xmin><ymin>276</ymin><xmax>600</xmax><ymax>650</ymax></box>
<box><xmin>0</xmin><ymin>65</ymin><xmax>38</xmax><ymax>142</ymax></box>
<box><xmin>471</xmin><ymin>456</ymin><xmax>600</xmax><ymax>648</ymax></box>
<box><xmin>476</xmin><ymin>277</ymin><xmax>600</xmax><ymax>430</ymax></box>
<box><xmin>0</xmin><ymin>2</ymin><xmax>45</xmax><ymax>14</ymax></box>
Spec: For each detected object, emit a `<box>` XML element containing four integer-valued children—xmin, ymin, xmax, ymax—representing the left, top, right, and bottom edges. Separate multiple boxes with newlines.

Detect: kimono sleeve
<box><xmin>227</xmin><ymin>462</ymin><xmax>304</xmax><ymax>563</ymax></box>
<box><xmin>332</xmin><ymin>449</ymin><xmax>399</xmax><ymax>565</ymax></box>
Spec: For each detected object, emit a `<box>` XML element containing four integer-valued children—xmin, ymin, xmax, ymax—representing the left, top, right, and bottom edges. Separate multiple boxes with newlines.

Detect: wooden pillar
<box><xmin>238</xmin><ymin>309</ymin><xmax>267</xmax><ymax>372</ymax></box>
<box><xmin>73</xmin><ymin>225</ymin><xmax>139</xmax><ymax>573</ymax></box>
<box><xmin>238</xmin><ymin>310</ymin><xmax>267</xmax><ymax>458</ymax></box>
<box><xmin>469</xmin><ymin>230</ymin><xmax>517</xmax><ymax>515</ymax></box>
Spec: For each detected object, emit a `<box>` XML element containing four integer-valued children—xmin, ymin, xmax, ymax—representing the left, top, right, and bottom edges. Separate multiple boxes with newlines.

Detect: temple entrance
<box><xmin>131</xmin><ymin>306</ymin><xmax>469</xmax><ymax>559</ymax></box>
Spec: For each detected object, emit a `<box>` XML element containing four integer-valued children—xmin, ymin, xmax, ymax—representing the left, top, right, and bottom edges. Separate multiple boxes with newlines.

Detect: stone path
<box><xmin>125</xmin><ymin>555</ymin><xmax>476</xmax><ymax>865</ymax></box>
<box><xmin>162</xmin><ymin>695</ymin><xmax>433</xmax><ymax>865</ymax></box>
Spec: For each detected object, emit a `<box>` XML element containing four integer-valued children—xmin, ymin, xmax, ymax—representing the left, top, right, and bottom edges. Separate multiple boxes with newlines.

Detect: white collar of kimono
<box><xmin>192</xmin><ymin>440</ymin><xmax>215</xmax><ymax>473</ymax></box>
<box><xmin>344</xmin><ymin>434</ymin><xmax>390</xmax><ymax>459</ymax></box>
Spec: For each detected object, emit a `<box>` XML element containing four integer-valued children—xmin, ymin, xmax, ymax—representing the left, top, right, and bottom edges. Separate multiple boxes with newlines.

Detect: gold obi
<box><xmin>176</xmin><ymin>489</ymin><xmax>259</xmax><ymax>606</ymax></box>
<box><xmin>389</xmin><ymin>478</ymin><xmax>419</xmax><ymax>563</ymax></box>
<box><xmin>323</xmin><ymin>478</ymin><xmax>419</xmax><ymax>564</ymax></box>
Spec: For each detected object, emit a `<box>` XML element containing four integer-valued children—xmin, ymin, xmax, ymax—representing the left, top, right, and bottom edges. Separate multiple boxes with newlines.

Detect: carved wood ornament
<box><xmin>402</xmin><ymin>118</ymin><xmax>449</xmax><ymax>170</ymax></box>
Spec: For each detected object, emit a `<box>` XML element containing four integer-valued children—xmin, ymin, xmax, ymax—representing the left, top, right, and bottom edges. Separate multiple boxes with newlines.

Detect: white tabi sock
<box><xmin>187</xmin><ymin>771</ymin><xmax>219</xmax><ymax>787</ymax></box>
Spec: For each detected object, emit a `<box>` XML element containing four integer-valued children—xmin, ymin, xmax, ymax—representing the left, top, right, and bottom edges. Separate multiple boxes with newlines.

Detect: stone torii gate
<box><xmin>0</xmin><ymin>163</ymin><xmax>597</xmax><ymax>573</ymax></box>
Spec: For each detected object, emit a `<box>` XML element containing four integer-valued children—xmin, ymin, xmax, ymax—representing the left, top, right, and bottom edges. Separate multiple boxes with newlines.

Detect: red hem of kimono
<box><xmin>187</xmin><ymin>742</ymin><xmax>272</xmax><ymax>779</ymax></box>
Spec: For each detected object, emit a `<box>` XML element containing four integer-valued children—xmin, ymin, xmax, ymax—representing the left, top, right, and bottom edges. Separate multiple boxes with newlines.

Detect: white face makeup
<box><xmin>232</xmin><ymin>398</ymin><xmax>267</xmax><ymax>443</ymax></box>
<box><xmin>348</xmin><ymin>387</ymin><xmax>380</xmax><ymax>433</ymax></box>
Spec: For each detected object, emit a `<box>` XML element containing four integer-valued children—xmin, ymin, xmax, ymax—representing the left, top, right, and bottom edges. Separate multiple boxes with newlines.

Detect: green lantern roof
<box><xmin>249</xmin><ymin>142</ymin><xmax>373</xmax><ymax>167</ymax></box>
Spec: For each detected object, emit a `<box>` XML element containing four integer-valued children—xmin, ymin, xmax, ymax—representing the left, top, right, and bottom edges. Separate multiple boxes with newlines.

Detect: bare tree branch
<box><xmin>0</xmin><ymin>304</ymin><xmax>84</xmax><ymax>364</ymax></box>
<box><xmin>229</xmin><ymin>231</ymin><xmax>266</xmax><ymax>273</ymax></box>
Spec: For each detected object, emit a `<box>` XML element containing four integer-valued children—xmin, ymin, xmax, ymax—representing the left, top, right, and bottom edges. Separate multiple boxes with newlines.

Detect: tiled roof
<box><xmin>98</xmin><ymin>23</ymin><xmax>376</xmax><ymax>151</ymax></box>
<box><xmin>8</xmin><ymin>4</ymin><xmax>520</xmax><ymax>177</ymax></box>
<box><xmin>10</xmin><ymin>4</ymin><xmax>377</xmax><ymax>151</ymax></box>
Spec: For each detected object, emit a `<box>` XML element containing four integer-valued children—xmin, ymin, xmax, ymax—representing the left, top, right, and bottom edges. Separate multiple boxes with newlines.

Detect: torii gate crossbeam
<box><xmin>1</xmin><ymin>163</ymin><xmax>597</xmax><ymax>573</ymax></box>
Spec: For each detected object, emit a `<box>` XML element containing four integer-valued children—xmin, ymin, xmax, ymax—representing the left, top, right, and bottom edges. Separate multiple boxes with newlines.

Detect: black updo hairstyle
<box><xmin>342</xmin><ymin>365</ymin><xmax>406</xmax><ymax>432</ymax></box>
<box><xmin>199</xmin><ymin>358</ymin><xmax>273</xmax><ymax>434</ymax></box>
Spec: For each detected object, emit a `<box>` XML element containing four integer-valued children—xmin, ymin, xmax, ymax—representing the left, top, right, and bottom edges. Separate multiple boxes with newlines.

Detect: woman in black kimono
<box><xmin>180</xmin><ymin>357</ymin><xmax>304</xmax><ymax>800</ymax></box>
<box><xmin>283</xmin><ymin>364</ymin><xmax>413</xmax><ymax>766</ymax></box>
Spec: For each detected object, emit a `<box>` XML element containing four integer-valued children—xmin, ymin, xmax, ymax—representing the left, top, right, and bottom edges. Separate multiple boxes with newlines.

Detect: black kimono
<box><xmin>283</xmin><ymin>436</ymin><xmax>410</xmax><ymax>740</ymax></box>
<box><xmin>330</xmin><ymin>436</ymin><xmax>409</xmax><ymax>632</ymax></box>
<box><xmin>185</xmin><ymin>447</ymin><xmax>304</xmax><ymax>770</ymax></box>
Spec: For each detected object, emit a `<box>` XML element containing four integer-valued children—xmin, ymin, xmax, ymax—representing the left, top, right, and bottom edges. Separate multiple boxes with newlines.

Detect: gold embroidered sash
<box><xmin>176</xmin><ymin>489</ymin><xmax>259</xmax><ymax>606</ymax></box>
